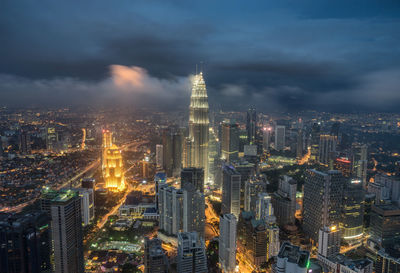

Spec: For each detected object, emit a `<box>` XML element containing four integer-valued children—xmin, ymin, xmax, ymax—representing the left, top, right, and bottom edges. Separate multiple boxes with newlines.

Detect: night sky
<box><xmin>1</xmin><ymin>0</ymin><xmax>400</xmax><ymax>112</ymax></box>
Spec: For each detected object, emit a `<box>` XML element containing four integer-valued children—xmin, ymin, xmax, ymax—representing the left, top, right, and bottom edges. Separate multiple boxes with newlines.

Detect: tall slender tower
<box><xmin>188</xmin><ymin>72</ymin><xmax>209</xmax><ymax>184</ymax></box>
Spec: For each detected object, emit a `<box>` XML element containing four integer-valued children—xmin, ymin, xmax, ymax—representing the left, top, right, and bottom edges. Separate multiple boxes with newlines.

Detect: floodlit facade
<box><xmin>187</xmin><ymin>72</ymin><xmax>209</xmax><ymax>183</ymax></box>
<box><xmin>103</xmin><ymin>144</ymin><xmax>125</xmax><ymax>191</ymax></box>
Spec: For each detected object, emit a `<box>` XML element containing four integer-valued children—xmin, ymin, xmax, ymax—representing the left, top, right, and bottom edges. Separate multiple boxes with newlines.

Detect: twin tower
<box><xmin>184</xmin><ymin>72</ymin><xmax>210</xmax><ymax>183</ymax></box>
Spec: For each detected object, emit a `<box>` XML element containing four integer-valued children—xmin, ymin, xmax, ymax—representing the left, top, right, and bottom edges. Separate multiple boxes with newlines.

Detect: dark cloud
<box><xmin>0</xmin><ymin>0</ymin><xmax>400</xmax><ymax>112</ymax></box>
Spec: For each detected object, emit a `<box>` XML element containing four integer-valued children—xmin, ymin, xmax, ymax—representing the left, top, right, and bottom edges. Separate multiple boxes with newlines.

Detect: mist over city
<box><xmin>1</xmin><ymin>1</ymin><xmax>400</xmax><ymax>273</ymax></box>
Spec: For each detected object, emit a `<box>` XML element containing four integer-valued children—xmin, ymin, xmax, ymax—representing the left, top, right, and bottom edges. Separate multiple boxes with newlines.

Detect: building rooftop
<box><xmin>278</xmin><ymin>242</ymin><xmax>310</xmax><ymax>268</ymax></box>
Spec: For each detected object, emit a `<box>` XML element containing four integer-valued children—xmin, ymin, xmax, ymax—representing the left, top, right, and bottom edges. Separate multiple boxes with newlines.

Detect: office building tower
<box><xmin>77</xmin><ymin>188</ymin><xmax>95</xmax><ymax>226</ymax></box>
<box><xmin>140</xmin><ymin>157</ymin><xmax>150</xmax><ymax>179</ymax></box>
<box><xmin>158</xmin><ymin>185</ymin><xmax>184</xmax><ymax>236</ymax></box>
<box><xmin>162</xmin><ymin>130</ymin><xmax>174</xmax><ymax>176</ymax></box>
<box><xmin>156</xmin><ymin>144</ymin><xmax>163</xmax><ymax>168</ymax></box>
<box><xmin>303</xmin><ymin>170</ymin><xmax>346</xmax><ymax>242</ymax></box>
<box><xmin>46</xmin><ymin>127</ymin><xmax>58</xmax><ymax>151</ymax></box>
<box><xmin>318</xmin><ymin>226</ymin><xmax>341</xmax><ymax>258</ymax></box>
<box><xmin>172</xmin><ymin>132</ymin><xmax>183</xmax><ymax>176</ymax></box>
<box><xmin>341</xmin><ymin>178</ymin><xmax>364</xmax><ymax>242</ymax></box>
<box><xmin>244</xmin><ymin>177</ymin><xmax>267</xmax><ymax>212</ymax></box>
<box><xmin>208</xmin><ymin>128</ymin><xmax>219</xmax><ymax>186</ymax></box>
<box><xmin>351</xmin><ymin>144</ymin><xmax>368</xmax><ymax>188</ymax></box>
<box><xmin>187</xmin><ymin>72</ymin><xmax>209</xmax><ymax>183</ymax></box>
<box><xmin>219</xmin><ymin>214</ymin><xmax>237</xmax><ymax>273</ymax></box>
<box><xmin>183</xmin><ymin>182</ymin><xmax>205</xmax><ymax>238</ymax></box>
<box><xmin>271</xmin><ymin>176</ymin><xmax>297</xmax><ymax>226</ymax></box>
<box><xmin>177</xmin><ymin>232</ymin><xmax>208</xmax><ymax>273</ymax></box>
<box><xmin>255</xmin><ymin>193</ymin><xmax>280</xmax><ymax>258</ymax></box>
<box><xmin>333</xmin><ymin>157</ymin><xmax>352</xmax><ymax>177</ymax></box>
<box><xmin>238</xmin><ymin>129</ymin><xmax>248</xmax><ymax>153</ymax></box>
<box><xmin>318</xmin><ymin>135</ymin><xmax>337</xmax><ymax>165</ymax></box>
<box><xmin>237</xmin><ymin>211</ymin><xmax>268</xmax><ymax>268</ymax></box>
<box><xmin>275</xmin><ymin>125</ymin><xmax>285</xmax><ymax>151</ymax></box>
<box><xmin>154</xmin><ymin>172</ymin><xmax>167</xmax><ymax>210</ymax></box>
<box><xmin>144</xmin><ymin>237</ymin><xmax>168</xmax><ymax>273</ymax></box>
<box><xmin>103</xmin><ymin>144</ymin><xmax>125</xmax><ymax>191</ymax></box>
<box><xmin>19</xmin><ymin>131</ymin><xmax>31</xmax><ymax>154</ymax></box>
<box><xmin>247</xmin><ymin>107</ymin><xmax>257</xmax><ymax>144</ymax></box>
<box><xmin>41</xmin><ymin>189</ymin><xmax>84</xmax><ymax>273</ymax></box>
<box><xmin>235</xmin><ymin>160</ymin><xmax>256</xmax><ymax>211</ymax></box>
<box><xmin>181</xmin><ymin>167</ymin><xmax>204</xmax><ymax>193</ymax></box>
<box><xmin>330</xmin><ymin>122</ymin><xmax>340</xmax><ymax>138</ymax></box>
<box><xmin>81</xmin><ymin>178</ymin><xmax>95</xmax><ymax>190</ymax></box>
<box><xmin>296</xmin><ymin>129</ymin><xmax>303</xmax><ymax>159</ymax></box>
<box><xmin>370</xmin><ymin>174</ymin><xmax>400</xmax><ymax>205</ymax></box>
<box><xmin>222</xmin><ymin>165</ymin><xmax>241</xmax><ymax>218</ymax></box>
<box><xmin>273</xmin><ymin>242</ymin><xmax>310</xmax><ymax>273</ymax></box>
<box><xmin>0</xmin><ymin>212</ymin><xmax>51</xmax><ymax>273</ymax></box>
<box><xmin>256</xmin><ymin>193</ymin><xmax>276</xmax><ymax>223</ymax></box>
<box><xmin>370</xmin><ymin>204</ymin><xmax>400</xmax><ymax>249</ymax></box>
<box><xmin>310</xmin><ymin>123</ymin><xmax>321</xmax><ymax>163</ymax></box>
<box><xmin>363</xmin><ymin>193</ymin><xmax>375</xmax><ymax>234</ymax></box>
<box><xmin>221</xmin><ymin>121</ymin><xmax>240</xmax><ymax>163</ymax></box>
<box><xmin>263</xmin><ymin>126</ymin><xmax>272</xmax><ymax>152</ymax></box>
<box><xmin>376</xmin><ymin>248</ymin><xmax>400</xmax><ymax>273</ymax></box>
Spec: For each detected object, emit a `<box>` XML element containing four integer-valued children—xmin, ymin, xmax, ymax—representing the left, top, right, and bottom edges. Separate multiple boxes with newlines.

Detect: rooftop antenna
<box><xmin>200</xmin><ymin>61</ymin><xmax>203</xmax><ymax>74</ymax></box>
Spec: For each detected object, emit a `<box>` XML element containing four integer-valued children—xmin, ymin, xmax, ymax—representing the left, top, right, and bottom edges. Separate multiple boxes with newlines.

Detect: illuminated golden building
<box><xmin>103</xmin><ymin>144</ymin><xmax>125</xmax><ymax>191</ymax></box>
<box><xmin>102</xmin><ymin>130</ymin><xmax>125</xmax><ymax>191</ymax></box>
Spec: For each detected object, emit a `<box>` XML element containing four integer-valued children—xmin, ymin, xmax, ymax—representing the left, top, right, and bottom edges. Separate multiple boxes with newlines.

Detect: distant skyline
<box><xmin>1</xmin><ymin>0</ymin><xmax>400</xmax><ymax>112</ymax></box>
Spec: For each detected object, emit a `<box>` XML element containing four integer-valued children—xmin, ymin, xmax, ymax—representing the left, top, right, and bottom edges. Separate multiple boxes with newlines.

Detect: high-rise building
<box><xmin>256</xmin><ymin>193</ymin><xmax>276</xmax><ymax>223</ymax></box>
<box><xmin>351</xmin><ymin>143</ymin><xmax>368</xmax><ymax>188</ymax></box>
<box><xmin>187</xmin><ymin>72</ymin><xmax>209</xmax><ymax>183</ymax></box>
<box><xmin>221</xmin><ymin>121</ymin><xmax>240</xmax><ymax>163</ymax></box>
<box><xmin>156</xmin><ymin>144</ymin><xmax>163</xmax><ymax>168</ymax></box>
<box><xmin>0</xmin><ymin>212</ymin><xmax>52</xmax><ymax>273</ymax></box>
<box><xmin>318</xmin><ymin>135</ymin><xmax>337</xmax><ymax>165</ymax></box>
<box><xmin>235</xmin><ymin>160</ymin><xmax>256</xmax><ymax>211</ymax></box>
<box><xmin>273</xmin><ymin>242</ymin><xmax>310</xmax><ymax>273</ymax></box>
<box><xmin>274</xmin><ymin>125</ymin><xmax>285</xmax><ymax>151</ymax></box>
<box><xmin>46</xmin><ymin>127</ymin><xmax>58</xmax><ymax>151</ymax></box>
<box><xmin>41</xmin><ymin>189</ymin><xmax>84</xmax><ymax>273</ymax></box>
<box><xmin>140</xmin><ymin>156</ymin><xmax>150</xmax><ymax>179</ymax></box>
<box><xmin>238</xmin><ymin>211</ymin><xmax>268</xmax><ymax>269</ymax></box>
<box><xmin>77</xmin><ymin>188</ymin><xmax>95</xmax><ymax>226</ymax></box>
<box><xmin>183</xmin><ymin>182</ymin><xmax>205</xmax><ymax>238</ymax></box>
<box><xmin>303</xmin><ymin>170</ymin><xmax>346</xmax><ymax>242</ymax></box>
<box><xmin>310</xmin><ymin>123</ymin><xmax>321</xmax><ymax>163</ymax></box>
<box><xmin>271</xmin><ymin>176</ymin><xmax>297</xmax><ymax>226</ymax></box>
<box><xmin>318</xmin><ymin>226</ymin><xmax>341</xmax><ymax>258</ymax></box>
<box><xmin>172</xmin><ymin>132</ymin><xmax>183</xmax><ymax>176</ymax></box>
<box><xmin>341</xmin><ymin>178</ymin><xmax>364</xmax><ymax>242</ymax></box>
<box><xmin>181</xmin><ymin>167</ymin><xmax>204</xmax><ymax>193</ymax></box>
<box><xmin>158</xmin><ymin>185</ymin><xmax>184</xmax><ymax>236</ymax></box>
<box><xmin>247</xmin><ymin>107</ymin><xmax>257</xmax><ymax>145</ymax></box>
<box><xmin>333</xmin><ymin>157</ymin><xmax>352</xmax><ymax>177</ymax></box>
<box><xmin>262</xmin><ymin>126</ymin><xmax>272</xmax><ymax>152</ymax></box>
<box><xmin>370</xmin><ymin>204</ymin><xmax>400</xmax><ymax>249</ymax></box>
<box><xmin>162</xmin><ymin>130</ymin><xmax>174</xmax><ymax>176</ymax></box>
<box><xmin>244</xmin><ymin>176</ymin><xmax>267</xmax><ymax>212</ymax></box>
<box><xmin>222</xmin><ymin>165</ymin><xmax>241</xmax><ymax>219</ymax></box>
<box><xmin>103</xmin><ymin>144</ymin><xmax>125</xmax><ymax>191</ymax></box>
<box><xmin>144</xmin><ymin>237</ymin><xmax>168</xmax><ymax>273</ymax></box>
<box><xmin>19</xmin><ymin>130</ymin><xmax>31</xmax><ymax>154</ymax></box>
<box><xmin>375</xmin><ymin>247</ymin><xmax>400</xmax><ymax>273</ymax></box>
<box><xmin>177</xmin><ymin>232</ymin><xmax>208</xmax><ymax>273</ymax></box>
<box><xmin>255</xmin><ymin>193</ymin><xmax>280</xmax><ymax>258</ymax></box>
<box><xmin>369</xmin><ymin>174</ymin><xmax>400</xmax><ymax>205</ymax></box>
<box><xmin>81</xmin><ymin>178</ymin><xmax>95</xmax><ymax>190</ymax></box>
<box><xmin>219</xmin><ymin>214</ymin><xmax>237</xmax><ymax>273</ymax></box>
<box><xmin>296</xmin><ymin>129</ymin><xmax>303</xmax><ymax>159</ymax></box>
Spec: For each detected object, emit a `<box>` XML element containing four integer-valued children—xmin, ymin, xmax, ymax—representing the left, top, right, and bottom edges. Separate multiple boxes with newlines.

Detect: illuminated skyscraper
<box><xmin>246</xmin><ymin>107</ymin><xmax>257</xmax><ymax>144</ymax></box>
<box><xmin>103</xmin><ymin>145</ymin><xmax>125</xmax><ymax>191</ymax></box>
<box><xmin>188</xmin><ymin>72</ymin><xmax>209</xmax><ymax>183</ymax></box>
<box><xmin>221</xmin><ymin>121</ymin><xmax>240</xmax><ymax>163</ymax></box>
<box><xmin>318</xmin><ymin>134</ymin><xmax>337</xmax><ymax>165</ymax></box>
<box><xmin>219</xmin><ymin>214</ymin><xmax>237</xmax><ymax>273</ymax></box>
<box><xmin>275</xmin><ymin>125</ymin><xmax>285</xmax><ymax>151</ymax></box>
